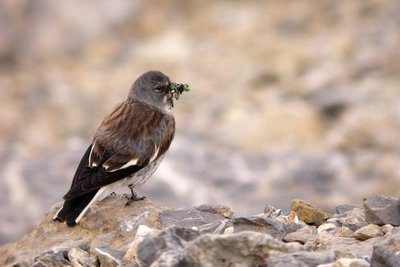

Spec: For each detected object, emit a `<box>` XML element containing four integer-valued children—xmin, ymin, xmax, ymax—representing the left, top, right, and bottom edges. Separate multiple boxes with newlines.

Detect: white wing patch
<box><xmin>88</xmin><ymin>144</ymin><xmax>95</xmax><ymax>167</ymax></box>
<box><xmin>150</xmin><ymin>145</ymin><xmax>160</xmax><ymax>162</ymax></box>
<box><xmin>120</xmin><ymin>158</ymin><xmax>139</xmax><ymax>169</ymax></box>
<box><xmin>104</xmin><ymin>158</ymin><xmax>139</xmax><ymax>172</ymax></box>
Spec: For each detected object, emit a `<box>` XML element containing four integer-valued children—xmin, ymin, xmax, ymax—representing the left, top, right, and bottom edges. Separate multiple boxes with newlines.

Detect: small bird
<box><xmin>54</xmin><ymin>70</ymin><xmax>188</xmax><ymax>226</ymax></box>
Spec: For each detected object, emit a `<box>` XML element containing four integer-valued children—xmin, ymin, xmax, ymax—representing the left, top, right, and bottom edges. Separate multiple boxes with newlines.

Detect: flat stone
<box><xmin>195</xmin><ymin>219</ymin><xmax>231</xmax><ymax>234</ymax></box>
<box><xmin>283</xmin><ymin>226</ymin><xmax>317</xmax><ymax>244</ymax></box>
<box><xmin>160</xmin><ymin>208</ymin><xmax>225</xmax><ymax>229</ymax></box>
<box><xmin>232</xmin><ymin>215</ymin><xmax>302</xmax><ymax>240</ymax></box>
<box><xmin>184</xmin><ymin>231</ymin><xmax>303</xmax><ymax>266</ymax></box>
<box><xmin>291</xmin><ymin>199</ymin><xmax>331</xmax><ymax>224</ymax></box>
<box><xmin>194</xmin><ymin>204</ymin><xmax>234</xmax><ymax>219</ymax></box>
<box><xmin>364</xmin><ymin>195</ymin><xmax>400</xmax><ymax>226</ymax></box>
<box><xmin>370</xmin><ymin>245</ymin><xmax>400</xmax><ymax>267</ymax></box>
<box><xmin>354</xmin><ymin>224</ymin><xmax>383</xmax><ymax>241</ymax></box>
<box><xmin>284</xmin><ymin>232</ymin><xmax>317</xmax><ymax>244</ymax></box>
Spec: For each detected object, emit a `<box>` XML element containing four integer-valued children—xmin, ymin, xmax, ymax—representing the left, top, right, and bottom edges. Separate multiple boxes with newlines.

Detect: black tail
<box><xmin>54</xmin><ymin>189</ymin><xmax>99</xmax><ymax>226</ymax></box>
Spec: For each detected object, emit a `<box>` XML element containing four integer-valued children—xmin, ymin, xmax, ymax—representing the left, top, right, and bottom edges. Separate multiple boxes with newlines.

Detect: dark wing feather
<box><xmin>70</xmin><ymin>144</ymin><xmax>93</xmax><ymax>188</ymax></box>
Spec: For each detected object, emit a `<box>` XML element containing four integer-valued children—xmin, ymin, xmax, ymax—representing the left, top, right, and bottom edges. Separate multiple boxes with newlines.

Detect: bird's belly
<box><xmin>99</xmin><ymin>156</ymin><xmax>164</xmax><ymax>199</ymax></box>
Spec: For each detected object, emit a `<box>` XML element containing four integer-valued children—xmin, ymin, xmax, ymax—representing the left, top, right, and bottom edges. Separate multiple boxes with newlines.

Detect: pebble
<box><xmin>354</xmin><ymin>224</ymin><xmax>383</xmax><ymax>241</ymax></box>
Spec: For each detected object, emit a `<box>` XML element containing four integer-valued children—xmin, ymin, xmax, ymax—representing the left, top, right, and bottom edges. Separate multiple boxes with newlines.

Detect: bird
<box><xmin>53</xmin><ymin>70</ymin><xmax>188</xmax><ymax>226</ymax></box>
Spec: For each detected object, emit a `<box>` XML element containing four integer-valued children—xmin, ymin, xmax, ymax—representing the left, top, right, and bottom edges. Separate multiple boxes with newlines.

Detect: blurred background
<box><xmin>0</xmin><ymin>0</ymin><xmax>399</xmax><ymax>245</ymax></box>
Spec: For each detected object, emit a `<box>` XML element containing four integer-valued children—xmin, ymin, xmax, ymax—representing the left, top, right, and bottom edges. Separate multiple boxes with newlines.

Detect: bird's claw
<box><xmin>124</xmin><ymin>191</ymin><xmax>146</xmax><ymax>207</ymax></box>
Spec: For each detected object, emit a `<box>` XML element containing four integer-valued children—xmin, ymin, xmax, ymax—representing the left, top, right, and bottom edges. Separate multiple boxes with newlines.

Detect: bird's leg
<box><xmin>124</xmin><ymin>184</ymin><xmax>146</xmax><ymax>207</ymax></box>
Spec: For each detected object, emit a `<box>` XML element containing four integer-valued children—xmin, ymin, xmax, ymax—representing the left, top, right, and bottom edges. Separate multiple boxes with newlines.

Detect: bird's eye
<box><xmin>154</xmin><ymin>85</ymin><xmax>163</xmax><ymax>92</ymax></box>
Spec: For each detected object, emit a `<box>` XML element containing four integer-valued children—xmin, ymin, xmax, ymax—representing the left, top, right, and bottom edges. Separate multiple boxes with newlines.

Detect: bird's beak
<box><xmin>169</xmin><ymin>82</ymin><xmax>189</xmax><ymax>100</ymax></box>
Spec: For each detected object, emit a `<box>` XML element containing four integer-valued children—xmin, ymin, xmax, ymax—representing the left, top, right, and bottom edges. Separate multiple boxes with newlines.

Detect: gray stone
<box><xmin>151</xmin><ymin>250</ymin><xmax>188</xmax><ymax>267</ymax></box>
<box><xmin>335</xmin><ymin>207</ymin><xmax>368</xmax><ymax>231</ymax></box>
<box><xmin>370</xmin><ymin>245</ymin><xmax>400</xmax><ymax>267</ymax></box>
<box><xmin>194</xmin><ymin>204</ymin><xmax>234</xmax><ymax>219</ymax></box>
<box><xmin>160</xmin><ymin>208</ymin><xmax>226</xmax><ymax>229</ymax></box>
<box><xmin>232</xmin><ymin>215</ymin><xmax>302</xmax><ymax>240</ymax></box>
<box><xmin>268</xmin><ymin>251</ymin><xmax>335</xmax><ymax>267</ymax></box>
<box><xmin>195</xmin><ymin>219</ymin><xmax>231</xmax><ymax>234</ymax></box>
<box><xmin>364</xmin><ymin>195</ymin><xmax>400</xmax><ymax>226</ymax></box>
<box><xmin>267</xmin><ymin>255</ymin><xmax>307</xmax><ymax>267</ymax></box>
<box><xmin>283</xmin><ymin>225</ymin><xmax>317</xmax><ymax>244</ymax></box>
<box><xmin>336</xmin><ymin>204</ymin><xmax>360</xmax><ymax>214</ymax></box>
<box><xmin>184</xmin><ymin>231</ymin><xmax>303</xmax><ymax>267</ymax></box>
<box><xmin>136</xmin><ymin>227</ymin><xmax>200</xmax><ymax>267</ymax></box>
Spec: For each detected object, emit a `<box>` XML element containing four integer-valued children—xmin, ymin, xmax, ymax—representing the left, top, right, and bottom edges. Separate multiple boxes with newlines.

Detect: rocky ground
<box><xmin>1</xmin><ymin>0</ymin><xmax>400</xmax><ymax>245</ymax></box>
<box><xmin>1</xmin><ymin>194</ymin><xmax>400</xmax><ymax>266</ymax></box>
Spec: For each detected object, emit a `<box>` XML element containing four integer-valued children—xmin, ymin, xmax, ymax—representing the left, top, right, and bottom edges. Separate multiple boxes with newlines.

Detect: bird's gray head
<box><xmin>128</xmin><ymin>71</ymin><xmax>181</xmax><ymax>112</ymax></box>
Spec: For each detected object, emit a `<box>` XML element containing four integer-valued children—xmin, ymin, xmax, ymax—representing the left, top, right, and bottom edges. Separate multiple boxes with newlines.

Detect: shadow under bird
<box><xmin>54</xmin><ymin>70</ymin><xmax>189</xmax><ymax>226</ymax></box>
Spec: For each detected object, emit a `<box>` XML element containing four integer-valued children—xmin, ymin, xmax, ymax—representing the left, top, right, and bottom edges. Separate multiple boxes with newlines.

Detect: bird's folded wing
<box><xmin>63</xmin><ymin>162</ymin><xmax>144</xmax><ymax>200</ymax></box>
<box><xmin>64</xmin><ymin>141</ymin><xmax>155</xmax><ymax>200</ymax></box>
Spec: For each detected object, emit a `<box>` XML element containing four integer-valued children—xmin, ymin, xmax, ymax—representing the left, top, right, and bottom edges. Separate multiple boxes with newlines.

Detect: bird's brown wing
<box><xmin>63</xmin><ymin>100</ymin><xmax>175</xmax><ymax>201</ymax></box>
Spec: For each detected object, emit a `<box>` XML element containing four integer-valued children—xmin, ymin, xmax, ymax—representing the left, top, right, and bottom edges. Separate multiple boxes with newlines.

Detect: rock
<box><xmin>291</xmin><ymin>199</ymin><xmax>331</xmax><ymax>224</ymax></box>
<box><xmin>311</xmin><ymin>233</ymin><xmax>363</xmax><ymax>256</ymax></box>
<box><xmin>0</xmin><ymin>197</ymin><xmax>167</xmax><ymax>266</ymax></box>
<box><xmin>123</xmin><ymin>225</ymin><xmax>158</xmax><ymax>263</ymax></box>
<box><xmin>335</xmin><ymin>207</ymin><xmax>368</xmax><ymax>231</ymax></box>
<box><xmin>332</xmin><ymin>258</ymin><xmax>370</xmax><ymax>267</ymax></box>
<box><xmin>68</xmin><ymin>248</ymin><xmax>96</xmax><ymax>267</ymax></box>
<box><xmin>381</xmin><ymin>224</ymin><xmax>394</xmax><ymax>234</ymax></box>
<box><xmin>336</xmin><ymin>227</ymin><xmax>354</xmax><ymax>238</ymax></box>
<box><xmin>32</xmin><ymin>251</ymin><xmax>71</xmax><ymax>267</ymax></box>
<box><xmin>370</xmin><ymin>245</ymin><xmax>400</xmax><ymax>267</ymax></box>
<box><xmin>184</xmin><ymin>231</ymin><xmax>303</xmax><ymax>266</ymax></box>
<box><xmin>136</xmin><ymin>226</ymin><xmax>200</xmax><ymax>266</ymax></box>
<box><xmin>194</xmin><ymin>204</ymin><xmax>234</xmax><ymax>219</ymax></box>
<box><xmin>232</xmin><ymin>214</ymin><xmax>302</xmax><ymax>240</ymax></box>
<box><xmin>283</xmin><ymin>225</ymin><xmax>317</xmax><ymax>244</ymax></box>
<box><xmin>264</xmin><ymin>204</ymin><xmax>282</xmax><ymax>217</ymax></box>
<box><xmin>363</xmin><ymin>195</ymin><xmax>400</xmax><ymax>226</ymax></box>
<box><xmin>52</xmin><ymin>239</ymin><xmax>91</xmax><ymax>256</ymax></box>
<box><xmin>4</xmin><ymin>195</ymin><xmax>400</xmax><ymax>266</ymax></box>
<box><xmin>336</xmin><ymin>204</ymin><xmax>360</xmax><ymax>214</ymax></box>
<box><xmin>318</xmin><ymin>223</ymin><xmax>338</xmax><ymax>233</ymax></box>
<box><xmin>268</xmin><ymin>251</ymin><xmax>335</xmax><ymax>267</ymax></box>
<box><xmin>354</xmin><ymin>224</ymin><xmax>384</xmax><ymax>241</ymax></box>
<box><xmin>93</xmin><ymin>247</ymin><xmax>124</xmax><ymax>267</ymax></box>
<box><xmin>265</xmin><ymin>254</ymin><xmax>308</xmax><ymax>267</ymax></box>
<box><xmin>160</xmin><ymin>207</ymin><xmax>226</xmax><ymax>229</ymax></box>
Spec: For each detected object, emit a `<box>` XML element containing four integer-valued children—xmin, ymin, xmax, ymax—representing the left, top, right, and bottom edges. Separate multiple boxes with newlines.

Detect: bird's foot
<box><xmin>124</xmin><ymin>191</ymin><xmax>146</xmax><ymax>207</ymax></box>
